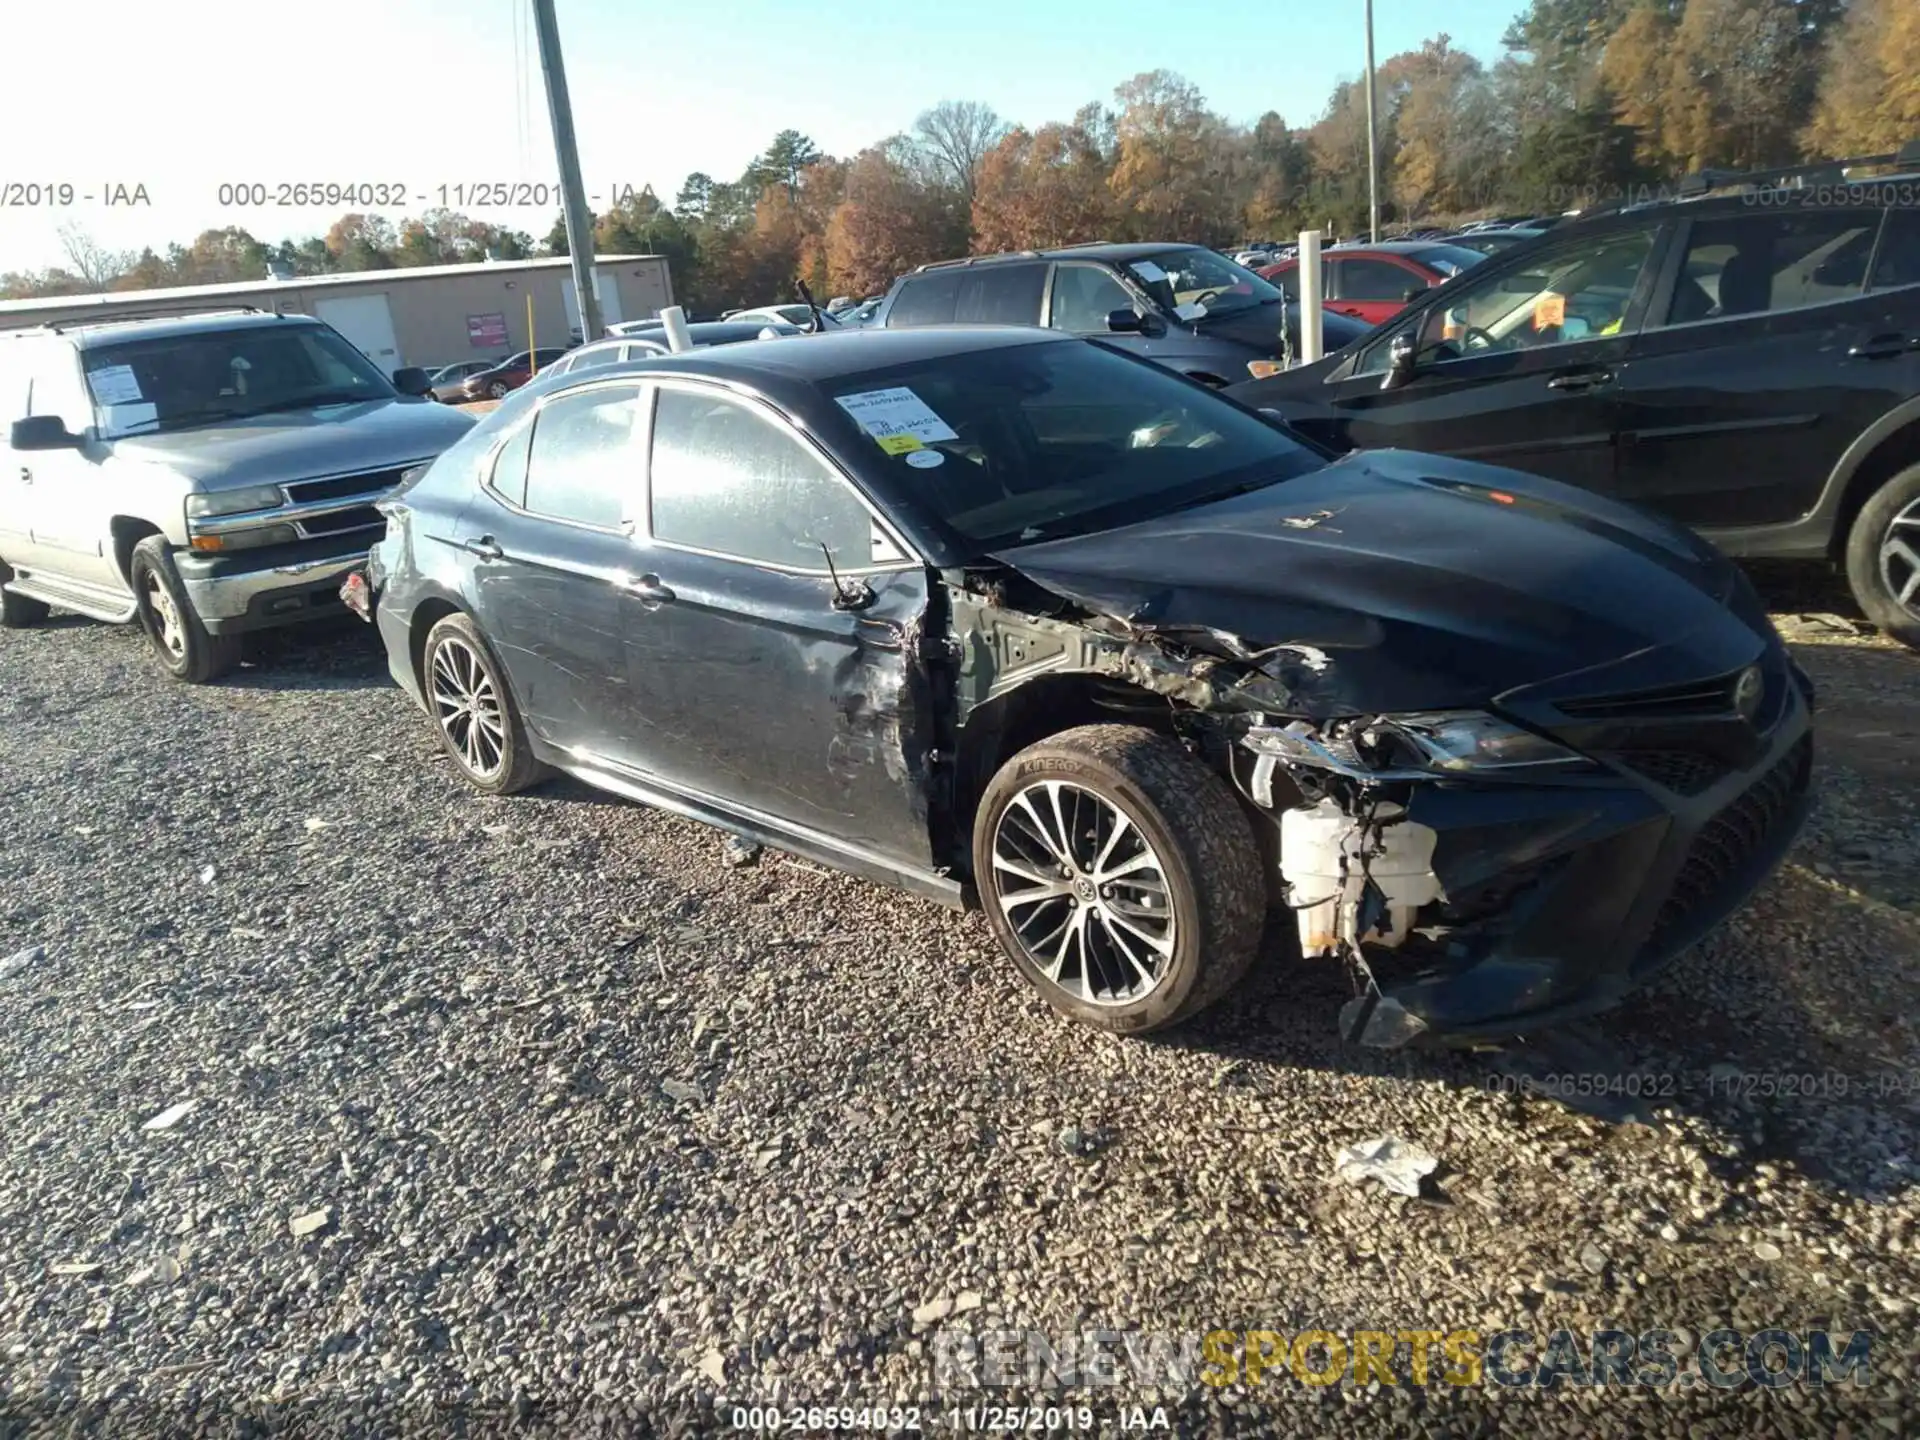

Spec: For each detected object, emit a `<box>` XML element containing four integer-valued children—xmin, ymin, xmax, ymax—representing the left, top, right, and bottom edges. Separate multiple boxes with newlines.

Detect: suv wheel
<box><xmin>1844</xmin><ymin>461</ymin><xmax>1920</xmax><ymax>648</ymax></box>
<box><xmin>0</xmin><ymin>562</ymin><xmax>50</xmax><ymax>628</ymax></box>
<box><xmin>422</xmin><ymin>612</ymin><xmax>547</xmax><ymax>794</ymax></box>
<box><xmin>129</xmin><ymin>536</ymin><xmax>240</xmax><ymax>683</ymax></box>
<box><xmin>971</xmin><ymin>724</ymin><xmax>1266</xmax><ymax>1034</ymax></box>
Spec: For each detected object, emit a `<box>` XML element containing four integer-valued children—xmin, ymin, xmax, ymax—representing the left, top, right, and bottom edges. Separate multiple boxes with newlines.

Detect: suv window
<box><xmin>1339</xmin><ymin>259</ymin><xmax>1418</xmax><ymax>301</ymax></box>
<box><xmin>1871</xmin><ymin>208</ymin><xmax>1920</xmax><ymax>291</ymax></box>
<box><xmin>650</xmin><ymin>387</ymin><xmax>873</xmax><ymax>569</ymax></box>
<box><xmin>1358</xmin><ymin>225</ymin><xmax>1657</xmax><ymax>374</ymax></box>
<box><xmin>522</xmin><ymin>383</ymin><xmax>643</xmax><ymax>528</ymax></box>
<box><xmin>1049</xmin><ymin>264</ymin><xmax>1137</xmax><ymax>333</ymax></box>
<box><xmin>888</xmin><ymin>265</ymin><xmax>1047</xmax><ymax>328</ymax></box>
<box><xmin>1663</xmin><ymin>212</ymin><xmax>1880</xmax><ymax>325</ymax></box>
<box><xmin>568</xmin><ymin>347</ymin><xmax>623</xmax><ymax>373</ymax></box>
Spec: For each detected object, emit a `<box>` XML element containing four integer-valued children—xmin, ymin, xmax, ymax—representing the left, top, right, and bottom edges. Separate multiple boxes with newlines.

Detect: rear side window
<box><xmin>1871</xmin><ymin>209</ymin><xmax>1920</xmax><ymax>291</ymax></box>
<box><xmin>649</xmin><ymin>388</ymin><xmax>873</xmax><ymax>570</ymax></box>
<box><xmin>570</xmin><ymin>347</ymin><xmax>622</xmax><ymax>371</ymax></box>
<box><xmin>488</xmin><ymin>422</ymin><xmax>533</xmax><ymax>507</ymax></box>
<box><xmin>886</xmin><ymin>271</ymin><xmax>964</xmax><ymax>327</ymax></box>
<box><xmin>954</xmin><ymin>264</ymin><xmax>1046</xmax><ymax>325</ymax></box>
<box><xmin>521</xmin><ymin>383</ymin><xmax>644</xmax><ymax>528</ymax></box>
<box><xmin>1663</xmin><ymin>212</ymin><xmax>1880</xmax><ymax>324</ymax></box>
<box><xmin>1338</xmin><ymin>259</ymin><xmax>1418</xmax><ymax>301</ymax></box>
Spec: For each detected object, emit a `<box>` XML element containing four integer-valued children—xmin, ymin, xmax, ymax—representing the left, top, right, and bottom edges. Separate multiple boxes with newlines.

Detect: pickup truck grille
<box><xmin>283</xmin><ymin>467</ymin><xmax>409</xmax><ymax>505</ymax></box>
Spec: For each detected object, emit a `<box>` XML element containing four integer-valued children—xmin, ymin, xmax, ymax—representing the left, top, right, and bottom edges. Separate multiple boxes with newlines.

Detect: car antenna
<box><xmin>796</xmin><ymin>277</ymin><xmax>826</xmax><ymax>334</ymax></box>
<box><xmin>819</xmin><ymin>542</ymin><xmax>870</xmax><ymax>611</ymax></box>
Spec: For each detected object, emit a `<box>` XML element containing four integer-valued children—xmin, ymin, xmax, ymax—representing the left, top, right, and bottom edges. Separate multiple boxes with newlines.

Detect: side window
<box><xmin>885</xmin><ymin>272</ymin><xmax>964</xmax><ymax>327</ymax></box>
<box><xmin>1339</xmin><ymin>259</ymin><xmax>1420</xmax><ymax>302</ymax></box>
<box><xmin>543</xmin><ymin>355</ymin><xmax>574</xmax><ymax>376</ymax></box>
<box><xmin>1662</xmin><ymin>212</ymin><xmax>1879</xmax><ymax>325</ymax></box>
<box><xmin>487</xmin><ymin>420</ymin><xmax>534</xmax><ymax>508</ymax></box>
<box><xmin>570</xmin><ymin>347</ymin><xmax>622</xmax><ymax>372</ymax></box>
<box><xmin>650</xmin><ymin>388</ymin><xmax>874</xmax><ymax>569</ymax></box>
<box><xmin>1871</xmin><ymin>209</ymin><xmax>1920</xmax><ymax>292</ymax></box>
<box><xmin>954</xmin><ymin>264</ymin><xmax>1046</xmax><ymax>325</ymax></box>
<box><xmin>1406</xmin><ymin>225</ymin><xmax>1658</xmax><ymax>364</ymax></box>
<box><xmin>522</xmin><ymin>384</ymin><xmax>644</xmax><ymax>528</ymax></box>
<box><xmin>1048</xmin><ymin>264</ymin><xmax>1138</xmax><ymax>333</ymax></box>
<box><xmin>30</xmin><ymin>350</ymin><xmax>95</xmax><ymax>433</ymax></box>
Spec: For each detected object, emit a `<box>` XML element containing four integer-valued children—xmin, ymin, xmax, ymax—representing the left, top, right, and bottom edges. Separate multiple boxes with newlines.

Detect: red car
<box><xmin>1257</xmin><ymin>241</ymin><xmax>1485</xmax><ymax>326</ymax></box>
<box><xmin>455</xmin><ymin>346</ymin><xmax>572</xmax><ymax>402</ymax></box>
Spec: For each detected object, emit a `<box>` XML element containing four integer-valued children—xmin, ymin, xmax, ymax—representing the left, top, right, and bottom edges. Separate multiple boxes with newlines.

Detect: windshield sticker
<box><xmin>89</xmin><ymin>365</ymin><xmax>144</xmax><ymax>405</ymax></box>
<box><xmin>835</xmin><ymin>386</ymin><xmax>958</xmax><ymax>449</ymax></box>
<box><xmin>102</xmin><ymin>401</ymin><xmax>157</xmax><ymax>431</ymax></box>
<box><xmin>904</xmin><ymin>448</ymin><xmax>945</xmax><ymax>469</ymax></box>
<box><xmin>1129</xmin><ymin>261</ymin><xmax>1169</xmax><ymax>284</ymax></box>
<box><xmin>1533</xmin><ymin>292</ymin><xmax>1567</xmax><ymax>330</ymax></box>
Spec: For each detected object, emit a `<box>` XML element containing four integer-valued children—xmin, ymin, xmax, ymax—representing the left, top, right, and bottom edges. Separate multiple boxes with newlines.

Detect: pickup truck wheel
<box><xmin>0</xmin><ymin>563</ymin><xmax>50</xmax><ymax>627</ymax></box>
<box><xmin>422</xmin><ymin>612</ymin><xmax>546</xmax><ymax>795</ymax></box>
<box><xmin>129</xmin><ymin>536</ymin><xmax>240</xmax><ymax>683</ymax></box>
<box><xmin>972</xmin><ymin>724</ymin><xmax>1266</xmax><ymax>1035</ymax></box>
<box><xmin>1845</xmin><ymin>462</ymin><xmax>1920</xmax><ymax>649</ymax></box>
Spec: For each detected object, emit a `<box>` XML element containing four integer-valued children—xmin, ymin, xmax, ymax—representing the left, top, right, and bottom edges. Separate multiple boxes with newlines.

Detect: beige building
<box><xmin>0</xmin><ymin>254</ymin><xmax>674</xmax><ymax>373</ymax></box>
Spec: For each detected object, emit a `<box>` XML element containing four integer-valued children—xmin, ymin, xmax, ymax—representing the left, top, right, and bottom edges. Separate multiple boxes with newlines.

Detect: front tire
<box><xmin>129</xmin><ymin>536</ymin><xmax>239</xmax><ymax>683</ymax></box>
<box><xmin>487</xmin><ymin>381</ymin><xmax>510</xmax><ymax>400</ymax></box>
<box><xmin>971</xmin><ymin>724</ymin><xmax>1266</xmax><ymax>1035</ymax></box>
<box><xmin>421</xmin><ymin>612</ymin><xmax>546</xmax><ymax>795</ymax></box>
<box><xmin>1845</xmin><ymin>461</ymin><xmax>1920</xmax><ymax>649</ymax></box>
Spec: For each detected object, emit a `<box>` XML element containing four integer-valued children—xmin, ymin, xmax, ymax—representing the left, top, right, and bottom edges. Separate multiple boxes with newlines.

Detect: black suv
<box><xmin>875</xmin><ymin>242</ymin><xmax>1372</xmax><ymax>387</ymax></box>
<box><xmin>1233</xmin><ymin>148</ymin><xmax>1920</xmax><ymax>646</ymax></box>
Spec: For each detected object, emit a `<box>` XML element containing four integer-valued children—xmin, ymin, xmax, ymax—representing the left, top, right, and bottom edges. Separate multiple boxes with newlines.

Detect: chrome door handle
<box><xmin>1547</xmin><ymin>369</ymin><xmax>1613</xmax><ymax>391</ymax></box>
<box><xmin>621</xmin><ymin>573</ymin><xmax>675</xmax><ymax>603</ymax></box>
<box><xmin>1848</xmin><ymin>334</ymin><xmax>1914</xmax><ymax>360</ymax></box>
<box><xmin>460</xmin><ymin>535</ymin><xmax>503</xmax><ymax>560</ymax></box>
<box><xmin>17</xmin><ymin>468</ymin><xmax>30</xmax><ymax>484</ymax></box>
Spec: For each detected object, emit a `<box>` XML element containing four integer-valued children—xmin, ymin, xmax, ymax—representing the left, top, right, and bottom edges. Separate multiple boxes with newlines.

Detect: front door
<box><xmin>1315</xmin><ymin>221</ymin><xmax>1666</xmax><ymax>493</ymax></box>
<box><xmin>622</xmin><ymin>380</ymin><xmax>936</xmax><ymax>870</ymax></box>
<box><xmin>23</xmin><ymin>346</ymin><xmax>119</xmax><ymax>589</ymax></box>
<box><xmin>1614</xmin><ymin>206</ymin><xmax>1913</xmax><ymax>529</ymax></box>
<box><xmin>458</xmin><ymin>380</ymin><xmax>654</xmax><ymax>762</ymax></box>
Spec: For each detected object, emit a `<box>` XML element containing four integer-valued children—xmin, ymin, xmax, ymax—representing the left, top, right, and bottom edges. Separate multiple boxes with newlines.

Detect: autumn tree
<box><xmin>826</xmin><ymin>143</ymin><xmax>962</xmax><ymax>296</ymax></box>
<box><xmin>1663</xmin><ymin>0</ymin><xmax>1814</xmax><ymax>169</ymax></box>
<box><xmin>1107</xmin><ymin>71</ymin><xmax>1242</xmax><ymax>244</ymax></box>
<box><xmin>972</xmin><ymin>123</ymin><xmax>1114</xmax><ymax>252</ymax></box>
<box><xmin>1807</xmin><ymin>0</ymin><xmax>1920</xmax><ymax>155</ymax></box>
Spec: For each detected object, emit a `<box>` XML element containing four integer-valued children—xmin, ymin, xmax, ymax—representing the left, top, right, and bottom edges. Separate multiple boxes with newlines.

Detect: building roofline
<box><xmin>0</xmin><ymin>253</ymin><xmax>664</xmax><ymax>315</ymax></box>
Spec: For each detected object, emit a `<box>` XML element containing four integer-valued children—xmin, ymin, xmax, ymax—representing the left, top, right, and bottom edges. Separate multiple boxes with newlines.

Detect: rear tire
<box><xmin>487</xmin><ymin>381</ymin><xmax>510</xmax><ymax>400</ymax></box>
<box><xmin>129</xmin><ymin>536</ymin><xmax>240</xmax><ymax>683</ymax></box>
<box><xmin>971</xmin><ymin>724</ymin><xmax>1266</xmax><ymax>1035</ymax></box>
<box><xmin>0</xmin><ymin>562</ymin><xmax>50</xmax><ymax>628</ymax></box>
<box><xmin>1844</xmin><ymin>461</ymin><xmax>1920</xmax><ymax>649</ymax></box>
<box><xmin>421</xmin><ymin>612</ymin><xmax>547</xmax><ymax>795</ymax></box>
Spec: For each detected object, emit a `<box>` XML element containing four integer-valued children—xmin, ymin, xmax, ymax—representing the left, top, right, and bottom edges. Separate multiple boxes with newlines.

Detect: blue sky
<box><xmin>0</xmin><ymin>0</ymin><xmax>1524</xmax><ymax>274</ymax></box>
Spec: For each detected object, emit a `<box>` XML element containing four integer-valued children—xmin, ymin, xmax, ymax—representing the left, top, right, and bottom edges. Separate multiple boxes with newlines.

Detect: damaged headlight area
<box><xmin>1242</xmin><ymin>710</ymin><xmax>1591</xmax><ymax>781</ymax></box>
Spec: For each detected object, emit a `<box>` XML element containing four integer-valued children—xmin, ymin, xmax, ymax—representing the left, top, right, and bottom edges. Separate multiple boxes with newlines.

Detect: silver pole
<box><xmin>1298</xmin><ymin>230</ymin><xmax>1325</xmax><ymax>363</ymax></box>
<box><xmin>1365</xmin><ymin>0</ymin><xmax>1380</xmax><ymax>244</ymax></box>
<box><xmin>532</xmin><ymin>0</ymin><xmax>603</xmax><ymax>342</ymax></box>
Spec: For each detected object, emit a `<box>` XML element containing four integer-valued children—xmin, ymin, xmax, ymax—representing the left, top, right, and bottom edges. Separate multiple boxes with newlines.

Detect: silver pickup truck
<box><xmin>0</xmin><ymin>309</ymin><xmax>476</xmax><ymax>681</ymax></box>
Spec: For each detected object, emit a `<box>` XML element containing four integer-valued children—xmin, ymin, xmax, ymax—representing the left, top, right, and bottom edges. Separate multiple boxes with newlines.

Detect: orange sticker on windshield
<box><xmin>1533</xmin><ymin>293</ymin><xmax>1567</xmax><ymax>330</ymax></box>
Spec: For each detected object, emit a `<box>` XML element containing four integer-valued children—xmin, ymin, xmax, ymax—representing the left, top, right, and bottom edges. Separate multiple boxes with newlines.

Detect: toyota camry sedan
<box><xmin>349</xmin><ymin>327</ymin><xmax>1812</xmax><ymax>1046</ymax></box>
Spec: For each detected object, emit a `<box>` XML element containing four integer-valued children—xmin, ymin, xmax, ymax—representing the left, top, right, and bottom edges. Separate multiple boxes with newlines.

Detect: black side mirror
<box><xmin>1105</xmin><ymin>308</ymin><xmax>1144</xmax><ymax>334</ymax></box>
<box><xmin>392</xmin><ymin>367</ymin><xmax>432</xmax><ymax>397</ymax></box>
<box><xmin>11</xmin><ymin>415</ymin><xmax>80</xmax><ymax>450</ymax></box>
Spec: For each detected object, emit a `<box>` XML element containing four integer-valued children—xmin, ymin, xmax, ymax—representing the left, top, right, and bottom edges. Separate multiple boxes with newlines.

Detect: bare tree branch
<box><xmin>56</xmin><ymin>225</ymin><xmax>134</xmax><ymax>291</ymax></box>
<box><xmin>912</xmin><ymin>100</ymin><xmax>1008</xmax><ymax>206</ymax></box>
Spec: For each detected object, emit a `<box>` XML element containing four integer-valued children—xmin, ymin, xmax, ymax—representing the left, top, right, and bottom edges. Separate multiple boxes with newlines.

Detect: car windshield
<box><xmin>1122</xmin><ymin>248</ymin><xmax>1284</xmax><ymax>320</ymax></box>
<box><xmin>822</xmin><ymin>339</ymin><xmax>1322</xmax><ymax>554</ymax></box>
<box><xmin>83</xmin><ymin>325</ymin><xmax>394</xmax><ymax>436</ymax></box>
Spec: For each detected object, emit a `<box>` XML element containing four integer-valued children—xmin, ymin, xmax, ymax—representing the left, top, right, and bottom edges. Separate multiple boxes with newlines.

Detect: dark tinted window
<box><xmin>522</xmin><ymin>383</ymin><xmax>643</xmax><ymax>528</ymax></box>
<box><xmin>1338</xmin><ymin>259</ymin><xmax>1417</xmax><ymax>301</ymax></box>
<box><xmin>488</xmin><ymin>421</ymin><xmax>533</xmax><ymax>507</ymax></box>
<box><xmin>1664</xmin><ymin>212</ymin><xmax>1879</xmax><ymax>324</ymax></box>
<box><xmin>822</xmin><ymin>339</ymin><xmax>1321</xmax><ymax>552</ymax></box>
<box><xmin>1871</xmin><ymin>209</ymin><xmax>1920</xmax><ymax>291</ymax></box>
<box><xmin>1048</xmin><ymin>264</ymin><xmax>1137</xmax><ymax>332</ymax></box>
<box><xmin>650</xmin><ymin>388</ymin><xmax>874</xmax><ymax>569</ymax></box>
<box><xmin>954</xmin><ymin>264</ymin><xmax>1046</xmax><ymax>324</ymax></box>
<box><xmin>886</xmin><ymin>271</ymin><xmax>965</xmax><ymax>327</ymax></box>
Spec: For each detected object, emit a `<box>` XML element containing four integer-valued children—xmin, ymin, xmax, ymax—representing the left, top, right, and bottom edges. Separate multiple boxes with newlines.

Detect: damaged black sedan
<box><xmin>355</xmin><ymin>327</ymin><xmax>1812</xmax><ymax>1046</ymax></box>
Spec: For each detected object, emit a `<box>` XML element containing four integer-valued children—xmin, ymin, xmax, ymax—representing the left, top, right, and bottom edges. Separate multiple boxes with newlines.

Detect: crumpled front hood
<box><xmin>989</xmin><ymin>449</ymin><xmax>1765</xmax><ymax>714</ymax></box>
<box><xmin>109</xmin><ymin>398</ymin><xmax>475</xmax><ymax>490</ymax></box>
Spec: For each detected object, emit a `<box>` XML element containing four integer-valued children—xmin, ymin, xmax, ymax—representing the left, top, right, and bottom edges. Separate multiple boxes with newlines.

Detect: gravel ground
<box><xmin>1</xmin><ymin>573</ymin><xmax>1916</xmax><ymax>1438</ymax></box>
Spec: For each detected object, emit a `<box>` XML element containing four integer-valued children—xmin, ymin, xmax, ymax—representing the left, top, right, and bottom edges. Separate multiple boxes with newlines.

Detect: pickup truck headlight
<box><xmin>186</xmin><ymin>485</ymin><xmax>287</xmax><ymax>520</ymax></box>
<box><xmin>1245</xmin><ymin>711</ymin><xmax>1590</xmax><ymax>778</ymax></box>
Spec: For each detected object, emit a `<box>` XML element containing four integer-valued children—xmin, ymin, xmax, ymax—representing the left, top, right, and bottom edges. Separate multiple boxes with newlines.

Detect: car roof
<box><xmin>23</xmin><ymin>311</ymin><xmax>327</xmax><ymax>350</ymax></box>
<box><xmin>553</xmin><ymin>325</ymin><xmax>1067</xmax><ymax>390</ymax></box>
<box><xmin>908</xmin><ymin>242</ymin><xmax>1213</xmax><ymax>275</ymax></box>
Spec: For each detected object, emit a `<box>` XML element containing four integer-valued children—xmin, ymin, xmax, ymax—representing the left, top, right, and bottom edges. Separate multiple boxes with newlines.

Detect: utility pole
<box><xmin>1364</xmin><ymin>0</ymin><xmax>1380</xmax><ymax>244</ymax></box>
<box><xmin>532</xmin><ymin>0</ymin><xmax>602</xmax><ymax>341</ymax></box>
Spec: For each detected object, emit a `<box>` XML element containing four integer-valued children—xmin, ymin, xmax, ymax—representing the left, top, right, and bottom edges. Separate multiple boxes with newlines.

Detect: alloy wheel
<box><xmin>1878</xmin><ymin>497</ymin><xmax>1920</xmax><ymax>620</ymax></box>
<box><xmin>143</xmin><ymin>570</ymin><xmax>185</xmax><ymax>658</ymax></box>
<box><xmin>430</xmin><ymin>636</ymin><xmax>507</xmax><ymax>780</ymax></box>
<box><xmin>989</xmin><ymin>780</ymin><xmax>1175</xmax><ymax>1005</ymax></box>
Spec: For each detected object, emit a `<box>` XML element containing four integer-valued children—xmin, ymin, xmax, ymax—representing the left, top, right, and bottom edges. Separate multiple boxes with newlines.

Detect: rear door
<box><xmin>621</xmin><ymin>379</ymin><xmax>936</xmax><ymax>869</ymax></box>
<box><xmin>457</xmin><ymin>381</ymin><xmax>655</xmax><ymax>762</ymax></box>
<box><xmin>1304</xmin><ymin>220</ymin><xmax>1666</xmax><ymax>492</ymax></box>
<box><xmin>1613</xmin><ymin>206</ymin><xmax>1904</xmax><ymax>528</ymax></box>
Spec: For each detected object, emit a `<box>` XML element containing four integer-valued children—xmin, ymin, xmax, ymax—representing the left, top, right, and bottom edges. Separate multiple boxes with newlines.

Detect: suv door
<box><xmin>22</xmin><ymin>344</ymin><xmax>118</xmax><ymax>588</ymax></box>
<box><xmin>624</xmin><ymin>380</ymin><xmax>935</xmax><ymax>870</ymax></box>
<box><xmin>1612</xmin><ymin>206</ymin><xmax>1901</xmax><ymax>530</ymax></box>
<box><xmin>457</xmin><ymin>381</ymin><xmax>653</xmax><ymax>762</ymax></box>
<box><xmin>0</xmin><ymin>339</ymin><xmax>41</xmax><ymax>571</ymax></box>
<box><xmin>1305</xmin><ymin>221</ymin><xmax>1666</xmax><ymax>492</ymax></box>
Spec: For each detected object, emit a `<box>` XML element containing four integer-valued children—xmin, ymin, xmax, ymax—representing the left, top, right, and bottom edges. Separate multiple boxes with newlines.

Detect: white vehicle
<box><xmin>722</xmin><ymin>304</ymin><xmax>841</xmax><ymax>330</ymax></box>
<box><xmin>0</xmin><ymin>308</ymin><xmax>474</xmax><ymax>681</ymax></box>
